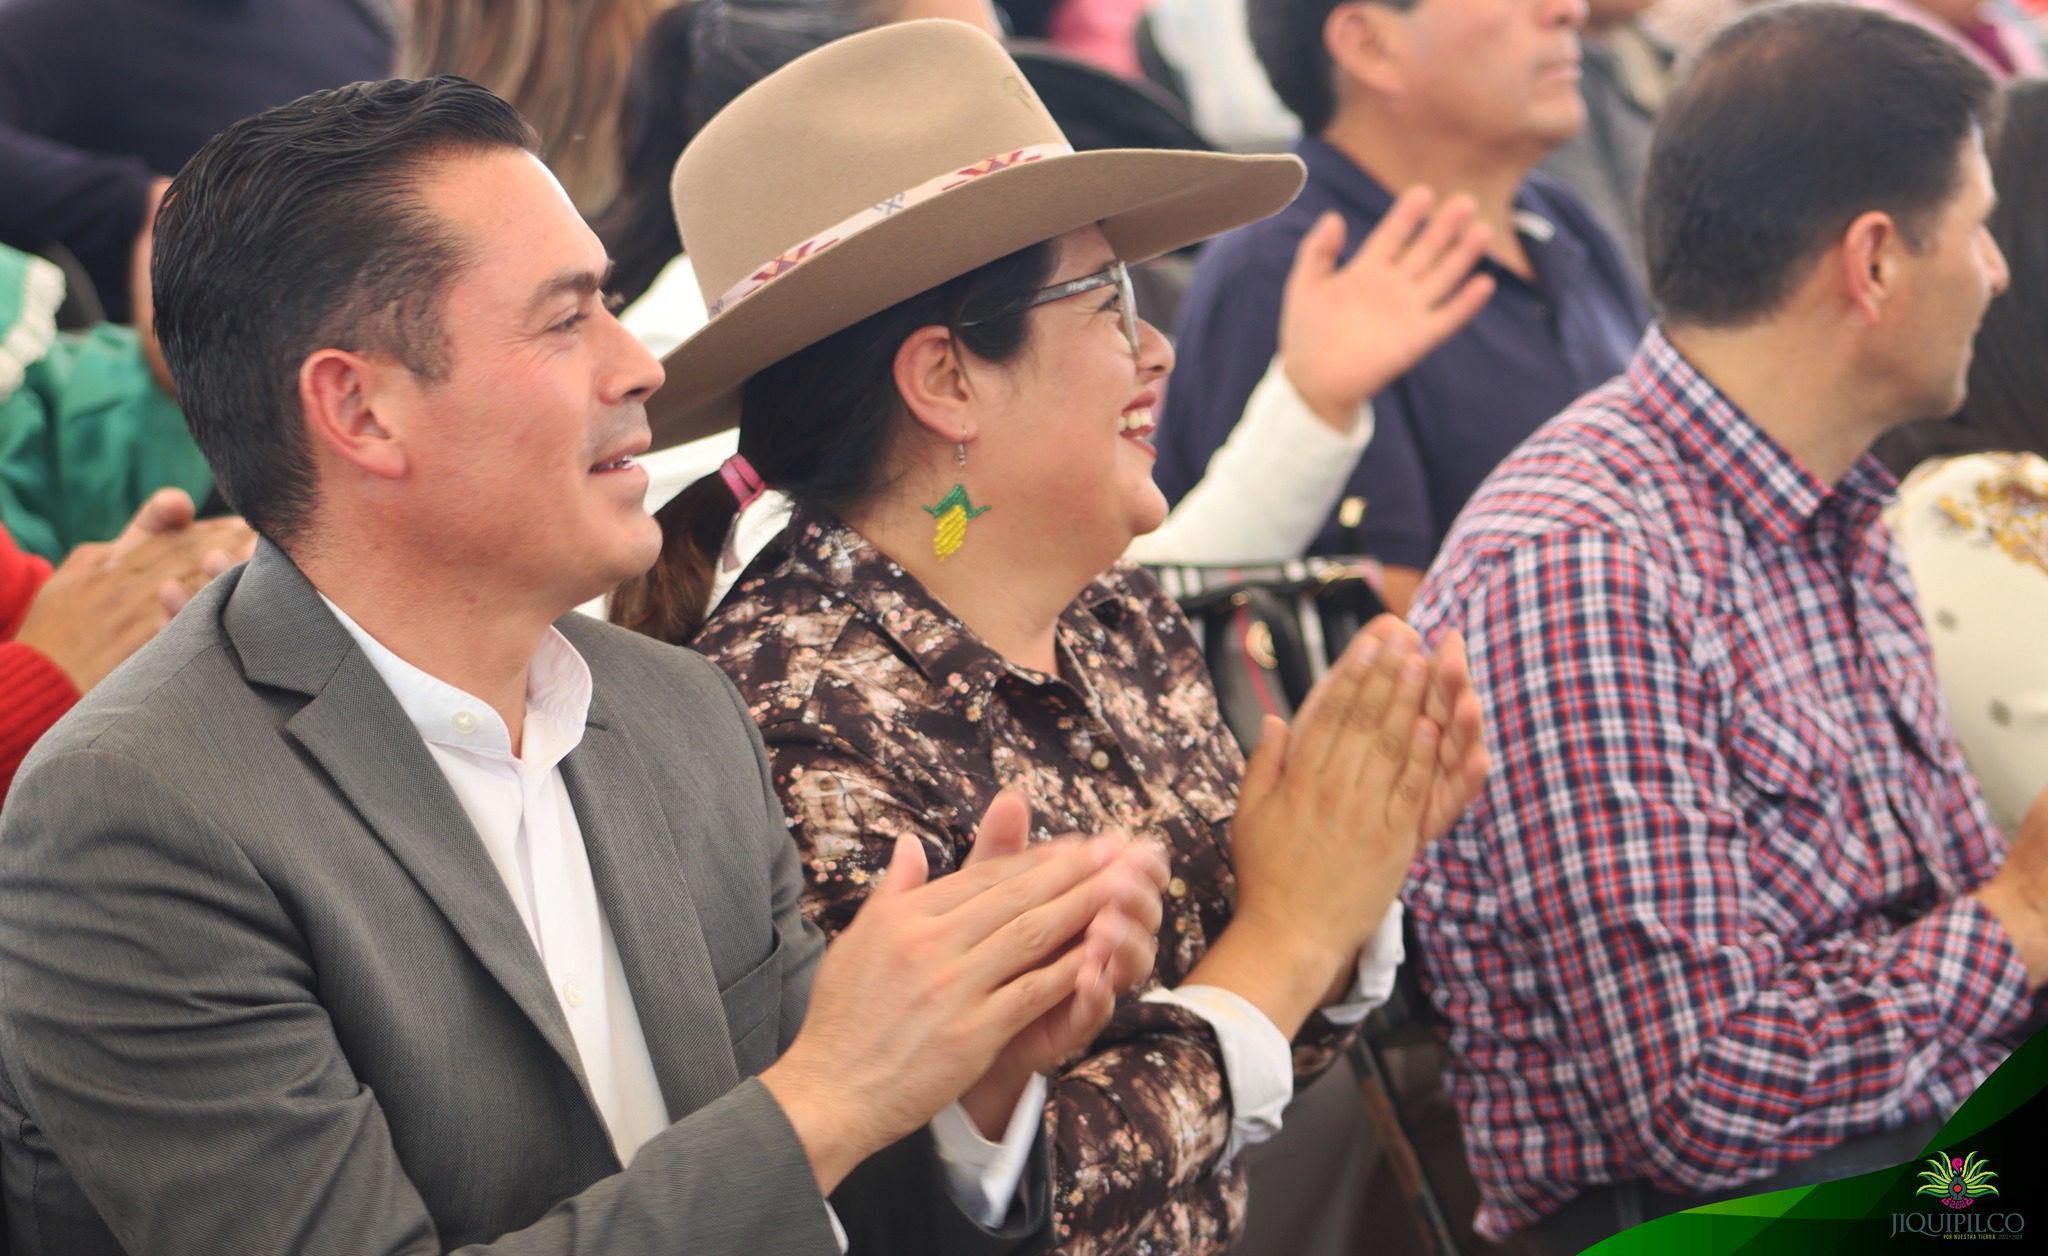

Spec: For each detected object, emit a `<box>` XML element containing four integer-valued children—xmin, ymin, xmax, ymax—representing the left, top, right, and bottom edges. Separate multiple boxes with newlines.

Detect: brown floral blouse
<box><xmin>693</xmin><ymin>506</ymin><xmax>1359</xmax><ymax>1255</ymax></box>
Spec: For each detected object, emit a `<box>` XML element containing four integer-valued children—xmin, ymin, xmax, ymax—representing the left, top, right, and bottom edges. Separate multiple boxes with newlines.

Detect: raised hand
<box><xmin>1278</xmin><ymin>189</ymin><xmax>1496</xmax><ymax>429</ymax></box>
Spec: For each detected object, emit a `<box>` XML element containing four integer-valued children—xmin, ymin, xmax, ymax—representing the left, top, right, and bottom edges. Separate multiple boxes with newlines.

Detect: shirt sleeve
<box><xmin>763</xmin><ymin>727</ymin><xmax>1250</xmax><ymax>1244</ymax></box>
<box><xmin>1126</xmin><ymin>357</ymin><xmax>1372</xmax><ymax>566</ymax></box>
<box><xmin>1415</xmin><ymin>528</ymin><xmax>2037</xmax><ymax>1198</ymax></box>
<box><xmin>1152</xmin><ymin>236</ymin><xmax>1292</xmax><ymax>506</ymax></box>
<box><xmin>0</xmin><ymin>641</ymin><xmax>76</xmax><ymax>801</ymax></box>
<box><xmin>1315</xmin><ymin>899</ymin><xmax>1405</xmax><ymax>1027</ymax></box>
<box><xmin>0</xmin><ymin>520</ymin><xmax>73</xmax><ymax>801</ymax></box>
<box><xmin>929</xmin><ymin>1074</ymin><xmax>1050</xmax><ymax>1227</ymax></box>
<box><xmin>0</xmin><ymin>17</ymin><xmax>155</xmax><ymax>321</ymax></box>
<box><xmin>1141</xmin><ymin>901</ymin><xmax>1402</xmax><ymax>1164</ymax></box>
<box><xmin>0</xmin><ymin>323</ymin><xmax>208</xmax><ymax>560</ymax></box>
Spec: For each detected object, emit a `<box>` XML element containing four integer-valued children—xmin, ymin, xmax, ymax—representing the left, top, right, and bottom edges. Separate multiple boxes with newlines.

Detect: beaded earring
<box><xmin>922</xmin><ymin>442</ymin><xmax>989</xmax><ymax>562</ymax></box>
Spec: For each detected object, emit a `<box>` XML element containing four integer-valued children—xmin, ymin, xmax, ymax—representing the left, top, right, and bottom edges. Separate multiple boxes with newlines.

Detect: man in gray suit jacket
<box><xmin>0</xmin><ymin>77</ymin><xmax>1167</xmax><ymax>1254</ymax></box>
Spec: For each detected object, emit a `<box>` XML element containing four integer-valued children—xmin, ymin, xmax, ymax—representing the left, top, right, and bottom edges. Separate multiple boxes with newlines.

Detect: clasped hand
<box><xmin>16</xmin><ymin>488</ymin><xmax>257</xmax><ymax>693</ymax></box>
<box><xmin>761</xmin><ymin>790</ymin><xmax>1167</xmax><ymax>1191</ymax></box>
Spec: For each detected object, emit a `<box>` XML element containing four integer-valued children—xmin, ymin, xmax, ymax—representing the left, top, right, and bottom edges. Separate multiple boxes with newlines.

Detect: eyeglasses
<box><xmin>962</xmin><ymin>261</ymin><xmax>1140</xmax><ymax>355</ymax></box>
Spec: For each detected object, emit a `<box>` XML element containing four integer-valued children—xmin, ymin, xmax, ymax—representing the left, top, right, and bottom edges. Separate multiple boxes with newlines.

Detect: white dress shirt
<box><xmin>319</xmin><ymin>596</ymin><xmax>1043</xmax><ymax>1233</ymax></box>
<box><xmin>1147</xmin><ymin>903</ymin><xmax>1405</xmax><ymax>1163</ymax></box>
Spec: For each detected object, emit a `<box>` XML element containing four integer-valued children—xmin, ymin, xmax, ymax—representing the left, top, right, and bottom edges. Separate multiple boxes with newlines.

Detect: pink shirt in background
<box><xmin>1854</xmin><ymin>0</ymin><xmax>2047</xmax><ymax>77</ymax></box>
<box><xmin>1046</xmin><ymin>0</ymin><xmax>1152</xmax><ymax>76</ymax></box>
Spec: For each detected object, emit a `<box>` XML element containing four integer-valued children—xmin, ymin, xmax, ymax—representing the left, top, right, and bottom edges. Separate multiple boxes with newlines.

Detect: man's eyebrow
<box><xmin>525</xmin><ymin>260</ymin><xmax>617</xmax><ymax>314</ymax></box>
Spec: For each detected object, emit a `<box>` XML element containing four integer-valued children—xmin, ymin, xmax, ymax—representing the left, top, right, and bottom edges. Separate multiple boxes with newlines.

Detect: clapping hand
<box><xmin>760</xmin><ymin>790</ymin><xmax>1169</xmax><ymax>1191</ymax></box>
<box><xmin>953</xmin><ymin>789</ymin><xmax>1168</xmax><ymax>1135</ymax></box>
<box><xmin>1187</xmin><ymin>615</ymin><xmax>1489</xmax><ymax>1037</ymax></box>
<box><xmin>16</xmin><ymin>489</ymin><xmax>256</xmax><ymax>692</ymax></box>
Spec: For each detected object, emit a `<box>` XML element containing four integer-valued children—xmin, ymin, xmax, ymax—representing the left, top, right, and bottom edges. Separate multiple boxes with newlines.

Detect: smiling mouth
<box><xmin>1119</xmin><ymin>408</ymin><xmax>1156</xmax><ymax>444</ymax></box>
<box><xmin>589</xmin><ymin>454</ymin><xmax>639</xmax><ymax>473</ymax></box>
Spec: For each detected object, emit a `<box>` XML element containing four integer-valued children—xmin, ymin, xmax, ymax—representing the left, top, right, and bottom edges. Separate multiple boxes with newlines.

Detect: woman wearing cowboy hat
<box><xmin>614</xmin><ymin>21</ymin><xmax>1490</xmax><ymax>1253</ymax></box>
<box><xmin>591</xmin><ymin>0</ymin><xmax>1496</xmax><ymax>609</ymax></box>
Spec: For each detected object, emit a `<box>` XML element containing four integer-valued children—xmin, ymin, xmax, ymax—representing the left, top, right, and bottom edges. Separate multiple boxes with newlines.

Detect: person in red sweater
<box><xmin>1</xmin><ymin>487</ymin><xmax>251</xmax><ymax>799</ymax></box>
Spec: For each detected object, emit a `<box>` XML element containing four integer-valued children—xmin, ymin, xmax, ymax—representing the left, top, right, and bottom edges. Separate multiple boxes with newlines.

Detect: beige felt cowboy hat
<box><xmin>647</xmin><ymin>18</ymin><xmax>1306</xmax><ymax>449</ymax></box>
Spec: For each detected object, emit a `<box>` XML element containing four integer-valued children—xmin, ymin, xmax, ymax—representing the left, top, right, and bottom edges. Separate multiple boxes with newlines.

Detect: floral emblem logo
<box><xmin>1916</xmin><ymin>1150</ymin><xmax>2000</xmax><ymax>1210</ymax></box>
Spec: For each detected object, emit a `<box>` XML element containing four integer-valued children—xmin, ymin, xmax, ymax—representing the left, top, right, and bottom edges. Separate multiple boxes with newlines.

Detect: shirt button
<box><xmin>1088</xmin><ymin>749</ymin><xmax>1111</xmax><ymax>771</ymax></box>
<box><xmin>451</xmin><ymin>709</ymin><xmax>479</xmax><ymax>735</ymax></box>
<box><xmin>562</xmin><ymin>981</ymin><xmax>585</xmax><ymax>1009</ymax></box>
<box><xmin>1167</xmin><ymin>876</ymin><xmax>1188</xmax><ymax>900</ymax></box>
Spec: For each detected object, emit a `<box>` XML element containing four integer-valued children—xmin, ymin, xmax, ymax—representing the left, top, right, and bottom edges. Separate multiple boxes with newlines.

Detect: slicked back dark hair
<box><xmin>153</xmin><ymin>76</ymin><xmax>539</xmax><ymax>543</ymax></box>
<box><xmin>1248</xmin><ymin>0</ymin><xmax>1416</xmax><ymax>136</ymax></box>
<box><xmin>1642</xmin><ymin>3</ymin><xmax>1996</xmax><ymax>329</ymax></box>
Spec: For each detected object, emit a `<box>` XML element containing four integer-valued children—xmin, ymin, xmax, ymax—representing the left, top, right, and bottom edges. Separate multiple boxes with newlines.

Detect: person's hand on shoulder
<box><xmin>1278</xmin><ymin>189</ymin><xmax>1496</xmax><ymax>431</ymax></box>
<box><xmin>15</xmin><ymin>489</ymin><xmax>257</xmax><ymax>692</ymax></box>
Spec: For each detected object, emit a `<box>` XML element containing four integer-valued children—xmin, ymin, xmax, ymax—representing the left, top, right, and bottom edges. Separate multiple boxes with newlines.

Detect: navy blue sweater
<box><xmin>0</xmin><ymin>0</ymin><xmax>393</xmax><ymax>320</ymax></box>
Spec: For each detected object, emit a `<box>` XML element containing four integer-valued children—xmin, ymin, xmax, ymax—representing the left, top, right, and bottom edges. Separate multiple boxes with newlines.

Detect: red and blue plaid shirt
<box><xmin>1408</xmin><ymin>326</ymin><xmax>2041</xmax><ymax>1238</ymax></box>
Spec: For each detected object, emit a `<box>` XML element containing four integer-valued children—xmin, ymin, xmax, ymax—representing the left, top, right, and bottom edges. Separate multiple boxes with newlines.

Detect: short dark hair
<box><xmin>1880</xmin><ymin>78</ymin><xmax>2048</xmax><ymax>472</ymax></box>
<box><xmin>153</xmin><ymin>76</ymin><xmax>539</xmax><ymax>542</ymax></box>
<box><xmin>1248</xmin><ymin>0</ymin><xmax>1414</xmax><ymax>136</ymax></box>
<box><xmin>1641</xmin><ymin>3</ymin><xmax>1997</xmax><ymax>329</ymax></box>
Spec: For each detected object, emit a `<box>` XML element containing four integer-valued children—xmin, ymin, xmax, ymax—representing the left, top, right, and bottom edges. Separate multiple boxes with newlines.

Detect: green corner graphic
<box><xmin>1584</xmin><ymin>1025</ymin><xmax>2046</xmax><ymax>1253</ymax></box>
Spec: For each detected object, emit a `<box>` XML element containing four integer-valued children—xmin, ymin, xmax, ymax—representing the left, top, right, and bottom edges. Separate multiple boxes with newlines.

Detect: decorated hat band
<box><xmin>707</xmin><ymin>141</ymin><xmax>1075</xmax><ymax>318</ymax></box>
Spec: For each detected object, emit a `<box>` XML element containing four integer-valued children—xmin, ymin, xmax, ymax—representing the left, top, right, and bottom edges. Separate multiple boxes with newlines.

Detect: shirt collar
<box><xmin>1293</xmin><ymin>136</ymin><xmax>1572</xmax><ymax>268</ymax></box>
<box><xmin>318</xmin><ymin>593</ymin><xmax>592</xmax><ymax>771</ymax></box>
<box><xmin>1628</xmin><ymin>324</ymin><xmax>1896</xmax><ymax>544</ymax></box>
<box><xmin>778</xmin><ymin>505</ymin><xmax>1128</xmax><ymax>715</ymax></box>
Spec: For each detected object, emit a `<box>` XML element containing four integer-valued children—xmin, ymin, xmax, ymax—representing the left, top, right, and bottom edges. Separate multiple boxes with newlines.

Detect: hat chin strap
<box><xmin>705</xmin><ymin>142</ymin><xmax>1075</xmax><ymax>318</ymax></box>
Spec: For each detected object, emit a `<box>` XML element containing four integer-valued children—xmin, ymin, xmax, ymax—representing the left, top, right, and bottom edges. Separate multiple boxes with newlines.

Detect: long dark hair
<box><xmin>1879</xmin><ymin>78</ymin><xmax>2048</xmax><ymax>474</ymax></box>
<box><xmin>609</xmin><ymin>240</ymin><xmax>1056</xmax><ymax>643</ymax></box>
<box><xmin>596</xmin><ymin>0</ymin><xmax>886</xmax><ymax>306</ymax></box>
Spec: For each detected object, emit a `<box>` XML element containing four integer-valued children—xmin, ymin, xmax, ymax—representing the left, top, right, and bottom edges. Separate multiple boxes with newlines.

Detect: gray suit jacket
<box><xmin>0</xmin><ymin>543</ymin><xmax>1047</xmax><ymax>1255</ymax></box>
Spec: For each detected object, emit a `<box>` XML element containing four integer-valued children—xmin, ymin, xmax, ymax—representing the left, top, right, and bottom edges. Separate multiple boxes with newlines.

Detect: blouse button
<box><xmin>450</xmin><ymin>710</ymin><xmax>480</xmax><ymax>735</ymax></box>
<box><xmin>1167</xmin><ymin>876</ymin><xmax>1188</xmax><ymax>900</ymax></box>
<box><xmin>1088</xmin><ymin>749</ymin><xmax>1111</xmax><ymax>771</ymax></box>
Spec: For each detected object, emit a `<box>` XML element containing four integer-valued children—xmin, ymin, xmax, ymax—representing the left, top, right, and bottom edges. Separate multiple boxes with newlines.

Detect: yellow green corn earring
<box><xmin>923</xmin><ymin>444</ymin><xmax>989</xmax><ymax>562</ymax></box>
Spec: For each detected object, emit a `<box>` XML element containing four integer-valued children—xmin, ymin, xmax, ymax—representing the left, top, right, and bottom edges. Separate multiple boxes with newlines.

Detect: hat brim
<box><xmin>647</xmin><ymin>147</ymin><xmax>1304</xmax><ymax>449</ymax></box>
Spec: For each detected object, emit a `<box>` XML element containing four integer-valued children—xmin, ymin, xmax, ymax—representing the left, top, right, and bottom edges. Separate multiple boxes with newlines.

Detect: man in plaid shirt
<box><xmin>1408</xmin><ymin>6</ymin><xmax>2048</xmax><ymax>1248</ymax></box>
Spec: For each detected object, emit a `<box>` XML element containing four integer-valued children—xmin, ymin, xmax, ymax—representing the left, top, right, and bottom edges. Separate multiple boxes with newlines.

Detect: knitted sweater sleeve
<box><xmin>0</xmin><ymin>529</ymin><xmax>78</xmax><ymax>800</ymax></box>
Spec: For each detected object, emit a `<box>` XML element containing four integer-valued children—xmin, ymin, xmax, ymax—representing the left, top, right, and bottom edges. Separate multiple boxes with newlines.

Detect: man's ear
<box><xmin>892</xmin><ymin>324</ymin><xmax>981</xmax><ymax>446</ymax></box>
<box><xmin>1328</xmin><ymin>0</ymin><xmax>1405</xmax><ymax>99</ymax></box>
<box><xmin>299</xmin><ymin>348</ymin><xmax>409</xmax><ymax>480</ymax></box>
<box><xmin>1839</xmin><ymin>210</ymin><xmax>1901</xmax><ymax>326</ymax></box>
